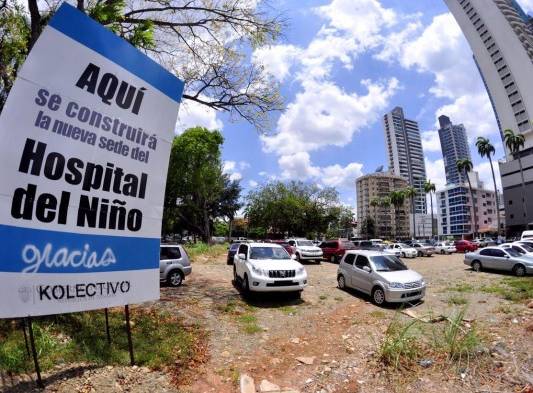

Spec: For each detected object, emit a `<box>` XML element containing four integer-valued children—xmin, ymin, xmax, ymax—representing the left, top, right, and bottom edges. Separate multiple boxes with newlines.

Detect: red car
<box><xmin>454</xmin><ymin>240</ymin><xmax>478</xmax><ymax>253</ymax></box>
<box><xmin>319</xmin><ymin>239</ymin><xmax>356</xmax><ymax>263</ymax></box>
<box><xmin>269</xmin><ymin>240</ymin><xmax>295</xmax><ymax>255</ymax></box>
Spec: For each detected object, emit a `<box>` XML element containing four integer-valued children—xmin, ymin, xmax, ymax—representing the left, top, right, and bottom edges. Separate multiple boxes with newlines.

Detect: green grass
<box><xmin>447</xmin><ymin>283</ymin><xmax>475</xmax><ymax>293</ymax></box>
<box><xmin>0</xmin><ymin>309</ymin><xmax>204</xmax><ymax>374</ymax></box>
<box><xmin>447</xmin><ymin>295</ymin><xmax>468</xmax><ymax>306</ymax></box>
<box><xmin>183</xmin><ymin>242</ymin><xmax>229</xmax><ymax>261</ymax></box>
<box><xmin>237</xmin><ymin>314</ymin><xmax>261</xmax><ymax>334</ymax></box>
<box><xmin>319</xmin><ymin>295</ymin><xmax>328</xmax><ymax>301</ymax></box>
<box><xmin>480</xmin><ymin>277</ymin><xmax>533</xmax><ymax>302</ymax></box>
<box><xmin>369</xmin><ymin>310</ymin><xmax>387</xmax><ymax>319</ymax></box>
<box><xmin>379</xmin><ymin>317</ymin><xmax>422</xmax><ymax>369</ymax></box>
<box><xmin>278</xmin><ymin>305</ymin><xmax>297</xmax><ymax>315</ymax></box>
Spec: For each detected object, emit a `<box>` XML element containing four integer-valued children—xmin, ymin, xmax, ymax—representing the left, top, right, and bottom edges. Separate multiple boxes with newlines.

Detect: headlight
<box><xmin>251</xmin><ymin>266</ymin><xmax>266</xmax><ymax>276</ymax></box>
<box><xmin>388</xmin><ymin>282</ymin><xmax>404</xmax><ymax>289</ymax></box>
<box><xmin>297</xmin><ymin>267</ymin><xmax>305</xmax><ymax>275</ymax></box>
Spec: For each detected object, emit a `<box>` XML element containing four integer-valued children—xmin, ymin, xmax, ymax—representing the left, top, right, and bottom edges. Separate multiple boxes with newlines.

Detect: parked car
<box><xmin>160</xmin><ymin>244</ymin><xmax>192</xmax><ymax>286</ymax></box>
<box><xmin>521</xmin><ymin>231</ymin><xmax>533</xmax><ymax>241</ymax></box>
<box><xmin>500</xmin><ymin>242</ymin><xmax>533</xmax><ymax>256</ymax></box>
<box><xmin>388</xmin><ymin>243</ymin><xmax>417</xmax><ymax>258</ymax></box>
<box><xmin>464</xmin><ymin>246</ymin><xmax>533</xmax><ymax>276</ymax></box>
<box><xmin>354</xmin><ymin>241</ymin><xmax>399</xmax><ymax>256</ymax></box>
<box><xmin>455</xmin><ymin>240</ymin><xmax>478</xmax><ymax>253</ymax></box>
<box><xmin>287</xmin><ymin>238</ymin><xmax>323</xmax><ymax>264</ymax></box>
<box><xmin>411</xmin><ymin>242</ymin><xmax>435</xmax><ymax>257</ymax></box>
<box><xmin>269</xmin><ymin>240</ymin><xmax>296</xmax><ymax>256</ymax></box>
<box><xmin>472</xmin><ymin>238</ymin><xmax>488</xmax><ymax>248</ymax></box>
<box><xmin>227</xmin><ymin>242</ymin><xmax>240</xmax><ymax>265</ymax></box>
<box><xmin>337</xmin><ymin>250</ymin><xmax>426</xmax><ymax>305</ymax></box>
<box><xmin>320</xmin><ymin>239</ymin><xmax>356</xmax><ymax>263</ymax></box>
<box><xmin>434</xmin><ymin>241</ymin><xmax>456</xmax><ymax>254</ymax></box>
<box><xmin>233</xmin><ymin>243</ymin><xmax>308</xmax><ymax>295</ymax></box>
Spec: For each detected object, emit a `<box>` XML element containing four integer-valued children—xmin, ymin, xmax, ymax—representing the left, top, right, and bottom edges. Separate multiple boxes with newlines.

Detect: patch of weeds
<box><xmin>237</xmin><ymin>313</ymin><xmax>261</xmax><ymax>334</ymax></box>
<box><xmin>447</xmin><ymin>295</ymin><xmax>468</xmax><ymax>306</ymax></box>
<box><xmin>494</xmin><ymin>304</ymin><xmax>513</xmax><ymax>314</ymax></box>
<box><xmin>447</xmin><ymin>283</ymin><xmax>475</xmax><ymax>293</ymax></box>
<box><xmin>0</xmin><ymin>310</ymin><xmax>206</xmax><ymax>375</ymax></box>
<box><xmin>481</xmin><ymin>277</ymin><xmax>533</xmax><ymax>302</ymax></box>
<box><xmin>184</xmin><ymin>243</ymin><xmax>229</xmax><ymax>262</ymax></box>
<box><xmin>319</xmin><ymin>295</ymin><xmax>328</xmax><ymax>300</ymax></box>
<box><xmin>217</xmin><ymin>300</ymin><xmax>238</xmax><ymax>314</ymax></box>
<box><xmin>438</xmin><ymin>308</ymin><xmax>481</xmax><ymax>362</ymax></box>
<box><xmin>369</xmin><ymin>310</ymin><xmax>387</xmax><ymax>319</ymax></box>
<box><xmin>334</xmin><ymin>296</ymin><xmax>343</xmax><ymax>301</ymax></box>
<box><xmin>279</xmin><ymin>305</ymin><xmax>297</xmax><ymax>315</ymax></box>
<box><xmin>379</xmin><ymin>316</ymin><xmax>422</xmax><ymax>369</ymax></box>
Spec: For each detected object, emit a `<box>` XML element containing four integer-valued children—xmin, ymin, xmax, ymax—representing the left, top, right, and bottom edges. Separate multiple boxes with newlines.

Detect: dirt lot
<box><xmin>2</xmin><ymin>252</ymin><xmax>532</xmax><ymax>393</ymax></box>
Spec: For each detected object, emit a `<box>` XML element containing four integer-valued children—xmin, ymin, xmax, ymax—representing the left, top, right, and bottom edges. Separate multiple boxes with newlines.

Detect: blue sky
<box><xmin>175</xmin><ymin>0</ymin><xmax>533</xmax><ymax>213</ymax></box>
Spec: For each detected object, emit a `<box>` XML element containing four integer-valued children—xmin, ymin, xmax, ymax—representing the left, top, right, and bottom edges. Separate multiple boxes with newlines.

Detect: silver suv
<box><xmin>160</xmin><ymin>244</ymin><xmax>192</xmax><ymax>286</ymax></box>
<box><xmin>337</xmin><ymin>250</ymin><xmax>426</xmax><ymax>305</ymax></box>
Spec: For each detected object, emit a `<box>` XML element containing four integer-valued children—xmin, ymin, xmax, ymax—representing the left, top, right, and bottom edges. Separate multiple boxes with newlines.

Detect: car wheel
<box><xmin>243</xmin><ymin>274</ymin><xmax>250</xmax><ymax>293</ymax></box>
<box><xmin>371</xmin><ymin>287</ymin><xmax>386</xmax><ymax>306</ymax></box>
<box><xmin>296</xmin><ymin>253</ymin><xmax>301</xmax><ymax>262</ymax></box>
<box><xmin>330</xmin><ymin>255</ymin><xmax>337</xmax><ymax>263</ymax></box>
<box><xmin>513</xmin><ymin>264</ymin><xmax>526</xmax><ymax>277</ymax></box>
<box><xmin>227</xmin><ymin>257</ymin><xmax>233</xmax><ymax>265</ymax></box>
<box><xmin>292</xmin><ymin>291</ymin><xmax>302</xmax><ymax>300</ymax></box>
<box><xmin>401</xmin><ymin>252</ymin><xmax>406</xmax><ymax>258</ymax></box>
<box><xmin>316</xmin><ymin>259</ymin><xmax>321</xmax><ymax>265</ymax></box>
<box><xmin>233</xmin><ymin>265</ymin><xmax>238</xmax><ymax>283</ymax></box>
<box><xmin>337</xmin><ymin>275</ymin><xmax>346</xmax><ymax>290</ymax></box>
<box><xmin>417</xmin><ymin>251</ymin><xmax>422</xmax><ymax>257</ymax></box>
<box><xmin>167</xmin><ymin>270</ymin><xmax>183</xmax><ymax>287</ymax></box>
<box><xmin>471</xmin><ymin>260</ymin><xmax>482</xmax><ymax>272</ymax></box>
<box><xmin>441</xmin><ymin>249</ymin><xmax>445</xmax><ymax>255</ymax></box>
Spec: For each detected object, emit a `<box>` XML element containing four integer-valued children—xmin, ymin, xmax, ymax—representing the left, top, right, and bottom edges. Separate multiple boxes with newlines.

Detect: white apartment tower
<box><xmin>383</xmin><ymin>106</ymin><xmax>427</xmax><ymax>214</ymax></box>
<box><xmin>445</xmin><ymin>0</ymin><xmax>533</xmax><ymax>232</ymax></box>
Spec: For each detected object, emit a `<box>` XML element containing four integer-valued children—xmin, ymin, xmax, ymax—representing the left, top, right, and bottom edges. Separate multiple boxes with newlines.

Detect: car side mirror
<box><xmin>238</xmin><ymin>253</ymin><xmax>246</xmax><ymax>260</ymax></box>
<box><xmin>363</xmin><ymin>266</ymin><xmax>371</xmax><ymax>273</ymax></box>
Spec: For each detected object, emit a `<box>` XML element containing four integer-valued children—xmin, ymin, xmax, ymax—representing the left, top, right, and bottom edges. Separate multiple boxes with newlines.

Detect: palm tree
<box><xmin>457</xmin><ymin>158</ymin><xmax>478</xmax><ymax>239</ymax></box>
<box><xmin>379</xmin><ymin>196</ymin><xmax>391</xmax><ymax>239</ymax></box>
<box><xmin>370</xmin><ymin>197</ymin><xmax>380</xmax><ymax>231</ymax></box>
<box><xmin>403</xmin><ymin>186</ymin><xmax>417</xmax><ymax>239</ymax></box>
<box><xmin>389</xmin><ymin>190</ymin><xmax>406</xmax><ymax>240</ymax></box>
<box><xmin>476</xmin><ymin>137</ymin><xmax>501</xmax><ymax>238</ymax></box>
<box><xmin>504</xmin><ymin>129</ymin><xmax>528</xmax><ymax>226</ymax></box>
<box><xmin>424</xmin><ymin>180</ymin><xmax>436</xmax><ymax>238</ymax></box>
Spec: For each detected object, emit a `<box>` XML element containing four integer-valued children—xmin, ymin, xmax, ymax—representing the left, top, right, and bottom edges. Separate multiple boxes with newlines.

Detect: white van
<box><xmin>521</xmin><ymin>231</ymin><xmax>533</xmax><ymax>241</ymax></box>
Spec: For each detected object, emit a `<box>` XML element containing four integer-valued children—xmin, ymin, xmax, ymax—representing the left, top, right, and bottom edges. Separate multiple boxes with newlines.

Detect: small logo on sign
<box><xmin>18</xmin><ymin>286</ymin><xmax>32</xmax><ymax>303</ymax></box>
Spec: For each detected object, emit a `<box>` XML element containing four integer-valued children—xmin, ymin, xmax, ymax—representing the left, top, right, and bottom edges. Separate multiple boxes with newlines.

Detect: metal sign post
<box><xmin>21</xmin><ymin>318</ymin><xmax>31</xmax><ymax>358</ymax></box>
<box><xmin>26</xmin><ymin>317</ymin><xmax>43</xmax><ymax>388</ymax></box>
<box><xmin>104</xmin><ymin>308</ymin><xmax>111</xmax><ymax>345</ymax></box>
<box><xmin>124</xmin><ymin>305</ymin><xmax>135</xmax><ymax>366</ymax></box>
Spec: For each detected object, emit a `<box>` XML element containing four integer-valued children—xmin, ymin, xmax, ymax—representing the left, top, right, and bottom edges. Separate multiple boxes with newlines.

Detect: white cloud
<box><xmin>248</xmin><ymin>180</ymin><xmax>259</xmax><ymax>188</ymax></box>
<box><xmin>421</xmin><ymin>131</ymin><xmax>441</xmax><ymax>153</ymax></box>
<box><xmin>520</xmin><ymin>0</ymin><xmax>533</xmax><ymax>13</ymax></box>
<box><xmin>223</xmin><ymin>161</ymin><xmax>243</xmax><ymax>182</ymax></box>
<box><xmin>175</xmin><ymin>99</ymin><xmax>223</xmax><ymax>134</ymax></box>
<box><xmin>277</xmin><ymin>152</ymin><xmax>363</xmax><ymax>189</ymax></box>
<box><xmin>425</xmin><ymin>158</ymin><xmax>446</xmax><ymax>191</ymax></box>
<box><xmin>229</xmin><ymin>172</ymin><xmax>242</xmax><ymax>181</ymax></box>
<box><xmin>252</xmin><ymin>45</ymin><xmax>302</xmax><ymax>82</ymax></box>
<box><xmin>262</xmin><ymin>78</ymin><xmax>399</xmax><ymax>155</ymax></box>
<box><xmin>474</xmin><ymin>162</ymin><xmax>502</xmax><ymax>192</ymax></box>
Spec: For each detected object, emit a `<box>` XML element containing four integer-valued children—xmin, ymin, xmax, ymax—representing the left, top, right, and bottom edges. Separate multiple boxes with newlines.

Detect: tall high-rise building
<box><xmin>438</xmin><ymin>115</ymin><xmax>472</xmax><ymax>185</ymax></box>
<box><xmin>383</xmin><ymin>106</ymin><xmax>427</xmax><ymax>214</ymax></box>
<box><xmin>445</xmin><ymin>0</ymin><xmax>533</xmax><ymax>232</ymax></box>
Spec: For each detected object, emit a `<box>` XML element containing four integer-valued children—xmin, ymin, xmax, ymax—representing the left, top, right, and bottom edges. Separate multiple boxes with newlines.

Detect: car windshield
<box><xmin>230</xmin><ymin>244</ymin><xmax>240</xmax><ymax>251</ymax></box>
<box><xmin>370</xmin><ymin>255</ymin><xmax>408</xmax><ymax>272</ymax></box>
<box><xmin>297</xmin><ymin>240</ymin><xmax>313</xmax><ymax>246</ymax></box>
<box><xmin>505</xmin><ymin>248</ymin><xmax>522</xmax><ymax>257</ymax></box>
<box><xmin>341</xmin><ymin>241</ymin><xmax>355</xmax><ymax>249</ymax></box>
<box><xmin>518</xmin><ymin>243</ymin><xmax>533</xmax><ymax>252</ymax></box>
<box><xmin>399</xmin><ymin>244</ymin><xmax>410</xmax><ymax>248</ymax></box>
<box><xmin>250</xmin><ymin>247</ymin><xmax>290</xmax><ymax>260</ymax></box>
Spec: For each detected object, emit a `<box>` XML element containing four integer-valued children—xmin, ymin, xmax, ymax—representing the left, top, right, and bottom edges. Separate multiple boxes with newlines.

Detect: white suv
<box><xmin>287</xmin><ymin>238</ymin><xmax>323</xmax><ymax>264</ymax></box>
<box><xmin>233</xmin><ymin>243</ymin><xmax>308</xmax><ymax>296</ymax></box>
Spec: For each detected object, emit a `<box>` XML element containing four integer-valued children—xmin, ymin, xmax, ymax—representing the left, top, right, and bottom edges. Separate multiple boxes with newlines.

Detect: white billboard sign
<box><xmin>0</xmin><ymin>4</ymin><xmax>184</xmax><ymax>318</ymax></box>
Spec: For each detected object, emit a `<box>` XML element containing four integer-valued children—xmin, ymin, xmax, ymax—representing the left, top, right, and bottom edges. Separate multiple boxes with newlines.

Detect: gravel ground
<box><xmin>2</xmin><ymin>252</ymin><xmax>532</xmax><ymax>393</ymax></box>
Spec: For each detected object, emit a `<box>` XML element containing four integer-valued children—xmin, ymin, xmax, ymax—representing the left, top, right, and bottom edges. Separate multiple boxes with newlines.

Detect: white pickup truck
<box><xmin>287</xmin><ymin>238</ymin><xmax>323</xmax><ymax>264</ymax></box>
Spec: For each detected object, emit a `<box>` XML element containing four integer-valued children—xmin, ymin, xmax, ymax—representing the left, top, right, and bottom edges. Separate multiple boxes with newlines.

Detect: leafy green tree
<box><xmin>503</xmin><ymin>129</ymin><xmax>528</xmax><ymax>226</ymax></box>
<box><xmin>424</xmin><ymin>180</ymin><xmax>436</xmax><ymax>237</ymax></box>
<box><xmin>456</xmin><ymin>158</ymin><xmax>478</xmax><ymax>238</ymax></box>
<box><xmin>476</xmin><ymin>137</ymin><xmax>501</xmax><ymax>236</ymax></box>
<box><xmin>245</xmin><ymin>181</ymin><xmax>341</xmax><ymax>238</ymax></box>
<box><xmin>0</xmin><ymin>0</ymin><xmax>284</xmax><ymax>127</ymax></box>
<box><xmin>163</xmin><ymin>126</ymin><xmax>241</xmax><ymax>242</ymax></box>
<box><xmin>213</xmin><ymin>220</ymin><xmax>229</xmax><ymax>237</ymax></box>
<box><xmin>360</xmin><ymin>216</ymin><xmax>376</xmax><ymax>239</ymax></box>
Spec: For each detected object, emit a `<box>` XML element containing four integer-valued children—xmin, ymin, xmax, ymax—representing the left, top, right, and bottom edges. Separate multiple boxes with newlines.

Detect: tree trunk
<box><xmin>228</xmin><ymin>217</ymin><xmax>233</xmax><ymax>242</ymax></box>
<box><xmin>488</xmin><ymin>156</ymin><xmax>501</xmax><ymax>238</ymax></box>
<box><xmin>466</xmin><ymin>173</ymin><xmax>478</xmax><ymax>239</ymax></box>
<box><xmin>203</xmin><ymin>203</ymin><xmax>210</xmax><ymax>244</ymax></box>
<box><xmin>411</xmin><ymin>196</ymin><xmax>416</xmax><ymax>240</ymax></box>
<box><xmin>430</xmin><ymin>192</ymin><xmax>434</xmax><ymax>238</ymax></box>
<box><xmin>28</xmin><ymin>0</ymin><xmax>42</xmax><ymax>50</ymax></box>
<box><xmin>517</xmin><ymin>155</ymin><xmax>529</xmax><ymax>228</ymax></box>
